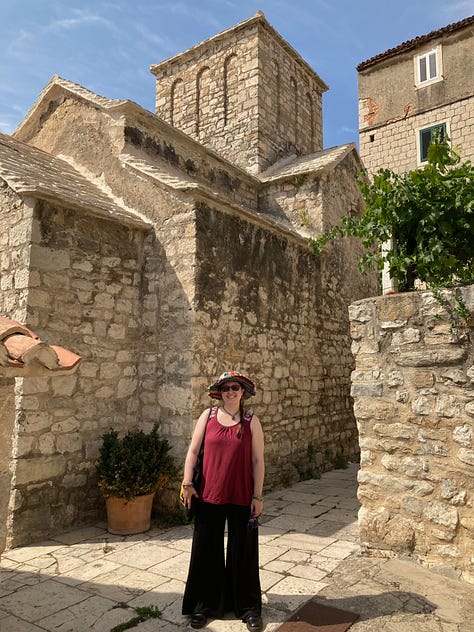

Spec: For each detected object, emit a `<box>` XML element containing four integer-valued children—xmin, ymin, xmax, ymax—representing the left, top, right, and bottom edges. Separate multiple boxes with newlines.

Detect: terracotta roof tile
<box><xmin>0</xmin><ymin>317</ymin><xmax>81</xmax><ymax>376</ymax></box>
<box><xmin>50</xmin><ymin>345</ymin><xmax>82</xmax><ymax>371</ymax></box>
<box><xmin>357</xmin><ymin>15</ymin><xmax>474</xmax><ymax>71</ymax></box>
<box><xmin>0</xmin><ymin>315</ymin><xmax>37</xmax><ymax>341</ymax></box>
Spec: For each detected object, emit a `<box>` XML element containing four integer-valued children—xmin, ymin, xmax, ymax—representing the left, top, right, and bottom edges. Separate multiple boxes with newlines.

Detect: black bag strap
<box><xmin>198</xmin><ymin>406</ymin><xmax>214</xmax><ymax>456</ymax></box>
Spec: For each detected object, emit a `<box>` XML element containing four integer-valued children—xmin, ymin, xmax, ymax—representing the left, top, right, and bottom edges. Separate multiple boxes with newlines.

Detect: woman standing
<box><xmin>181</xmin><ymin>371</ymin><xmax>264</xmax><ymax>631</ymax></box>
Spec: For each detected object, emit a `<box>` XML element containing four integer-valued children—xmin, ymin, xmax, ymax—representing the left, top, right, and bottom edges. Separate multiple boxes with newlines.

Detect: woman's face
<box><xmin>220</xmin><ymin>381</ymin><xmax>244</xmax><ymax>405</ymax></box>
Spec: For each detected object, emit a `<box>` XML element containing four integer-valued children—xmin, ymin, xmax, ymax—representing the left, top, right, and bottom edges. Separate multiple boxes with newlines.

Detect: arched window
<box><xmin>170</xmin><ymin>78</ymin><xmax>184</xmax><ymax>127</ymax></box>
<box><xmin>196</xmin><ymin>66</ymin><xmax>211</xmax><ymax>136</ymax></box>
<box><xmin>272</xmin><ymin>60</ymin><xmax>281</xmax><ymax>128</ymax></box>
<box><xmin>223</xmin><ymin>53</ymin><xmax>238</xmax><ymax>126</ymax></box>
<box><xmin>290</xmin><ymin>77</ymin><xmax>298</xmax><ymax>144</ymax></box>
<box><xmin>306</xmin><ymin>91</ymin><xmax>314</xmax><ymax>150</ymax></box>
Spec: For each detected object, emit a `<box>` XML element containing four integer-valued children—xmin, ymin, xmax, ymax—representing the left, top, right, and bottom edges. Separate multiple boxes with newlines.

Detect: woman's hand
<box><xmin>180</xmin><ymin>484</ymin><xmax>198</xmax><ymax>508</ymax></box>
<box><xmin>251</xmin><ymin>497</ymin><xmax>263</xmax><ymax>518</ymax></box>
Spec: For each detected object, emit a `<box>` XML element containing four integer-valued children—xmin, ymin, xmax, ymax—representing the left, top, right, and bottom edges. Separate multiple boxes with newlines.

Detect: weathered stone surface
<box><xmin>424</xmin><ymin>502</ymin><xmax>458</xmax><ymax>529</ymax></box>
<box><xmin>457</xmin><ymin>448</ymin><xmax>474</xmax><ymax>466</ymax></box>
<box><xmin>453</xmin><ymin>424</ymin><xmax>473</xmax><ymax>446</ymax></box>
<box><xmin>15</xmin><ymin>456</ymin><xmax>67</xmax><ymax>485</ymax></box>
<box><xmin>396</xmin><ymin>347</ymin><xmax>467</xmax><ymax>366</ymax></box>
<box><xmin>350</xmin><ymin>286</ymin><xmax>474</xmax><ymax>580</ymax></box>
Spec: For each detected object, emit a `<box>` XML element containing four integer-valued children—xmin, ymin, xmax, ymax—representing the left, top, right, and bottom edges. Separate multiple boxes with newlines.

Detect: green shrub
<box><xmin>96</xmin><ymin>424</ymin><xmax>176</xmax><ymax>500</ymax></box>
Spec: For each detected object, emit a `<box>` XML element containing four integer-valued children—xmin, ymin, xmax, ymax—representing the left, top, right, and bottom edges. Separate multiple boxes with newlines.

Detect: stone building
<box><xmin>0</xmin><ymin>12</ymin><xmax>378</xmax><ymax>548</ymax></box>
<box><xmin>358</xmin><ymin>15</ymin><xmax>474</xmax><ymax>175</ymax></box>
<box><xmin>355</xmin><ymin>14</ymin><xmax>474</xmax><ymax>581</ymax></box>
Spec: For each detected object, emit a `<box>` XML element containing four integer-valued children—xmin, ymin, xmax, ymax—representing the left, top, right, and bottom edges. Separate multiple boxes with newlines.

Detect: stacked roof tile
<box><xmin>0</xmin><ymin>316</ymin><xmax>81</xmax><ymax>376</ymax></box>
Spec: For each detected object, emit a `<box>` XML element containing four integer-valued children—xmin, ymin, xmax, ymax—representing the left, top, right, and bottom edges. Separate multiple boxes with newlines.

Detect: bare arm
<box><xmin>250</xmin><ymin>414</ymin><xmax>265</xmax><ymax>517</ymax></box>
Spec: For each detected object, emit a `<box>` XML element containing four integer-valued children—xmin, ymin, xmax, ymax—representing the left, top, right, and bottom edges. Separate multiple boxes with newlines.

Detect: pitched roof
<box><xmin>357</xmin><ymin>15</ymin><xmax>474</xmax><ymax>71</ymax></box>
<box><xmin>0</xmin><ymin>133</ymin><xmax>151</xmax><ymax>229</ymax></box>
<box><xmin>259</xmin><ymin>143</ymin><xmax>359</xmax><ymax>182</ymax></box>
<box><xmin>0</xmin><ymin>316</ymin><xmax>81</xmax><ymax>377</ymax></box>
<box><xmin>151</xmin><ymin>11</ymin><xmax>328</xmax><ymax>92</ymax></box>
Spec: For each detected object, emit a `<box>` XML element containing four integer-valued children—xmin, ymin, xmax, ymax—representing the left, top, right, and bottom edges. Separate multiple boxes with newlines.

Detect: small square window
<box><xmin>415</xmin><ymin>48</ymin><xmax>441</xmax><ymax>86</ymax></box>
<box><xmin>419</xmin><ymin>123</ymin><xmax>446</xmax><ymax>162</ymax></box>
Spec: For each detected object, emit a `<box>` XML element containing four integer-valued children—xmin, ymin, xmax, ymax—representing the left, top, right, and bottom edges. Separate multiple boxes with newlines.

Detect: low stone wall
<box><xmin>349</xmin><ymin>285</ymin><xmax>474</xmax><ymax>582</ymax></box>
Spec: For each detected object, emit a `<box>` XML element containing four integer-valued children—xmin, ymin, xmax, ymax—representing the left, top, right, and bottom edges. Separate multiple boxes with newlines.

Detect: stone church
<box><xmin>0</xmin><ymin>11</ymin><xmax>378</xmax><ymax>548</ymax></box>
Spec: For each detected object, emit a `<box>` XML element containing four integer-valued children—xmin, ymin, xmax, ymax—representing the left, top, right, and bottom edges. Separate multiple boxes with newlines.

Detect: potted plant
<box><xmin>96</xmin><ymin>424</ymin><xmax>176</xmax><ymax>535</ymax></box>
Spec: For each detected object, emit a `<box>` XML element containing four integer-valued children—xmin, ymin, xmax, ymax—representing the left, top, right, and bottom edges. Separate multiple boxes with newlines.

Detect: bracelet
<box><xmin>252</xmin><ymin>494</ymin><xmax>263</xmax><ymax>501</ymax></box>
<box><xmin>182</xmin><ymin>483</ymin><xmax>194</xmax><ymax>488</ymax></box>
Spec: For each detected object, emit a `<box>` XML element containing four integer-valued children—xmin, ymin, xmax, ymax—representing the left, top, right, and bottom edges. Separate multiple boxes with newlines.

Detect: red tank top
<box><xmin>200</xmin><ymin>407</ymin><xmax>254</xmax><ymax>506</ymax></box>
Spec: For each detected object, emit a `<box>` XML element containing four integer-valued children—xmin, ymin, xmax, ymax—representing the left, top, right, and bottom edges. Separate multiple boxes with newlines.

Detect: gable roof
<box><xmin>0</xmin><ymin>132</ymin><xmax>151</xmax><ymax>229</ymax></box>
<box><xmin>259</xmin><ymin>143</ymin><xmax>360</xmax><ymax>182</ymax></box>
<box><xmin>358</xmin><ymin>15</ymin><xmax>474</xmax><ymax>71</ymax></box>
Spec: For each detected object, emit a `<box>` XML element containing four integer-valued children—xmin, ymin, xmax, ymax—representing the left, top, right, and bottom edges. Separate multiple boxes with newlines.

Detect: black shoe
<box><xmin>246</xmin><ymin>615</ymin><xmax>263</xmax><ymax>631</ymax></box>
<box><xmin>190</xmin><ymin>612</ymin><xmax>207</xmax><ymax>629</ymax></box>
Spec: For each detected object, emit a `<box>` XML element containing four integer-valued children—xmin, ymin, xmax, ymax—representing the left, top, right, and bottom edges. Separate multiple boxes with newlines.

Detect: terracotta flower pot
<box><xmin>105</xmin><ymin>491</ymin><xmax>156</xmax><ymax>535</ymax></box>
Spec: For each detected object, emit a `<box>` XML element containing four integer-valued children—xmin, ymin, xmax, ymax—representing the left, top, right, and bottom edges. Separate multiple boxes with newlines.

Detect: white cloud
<box><xmin>6</xmin><ymin>8</ymin><xmax>119</xmax><ymax>60</ymax></box>
<box><xmin>441</xmin><ymin>0</ymin><xmax>474</xmax><ymax>20</ymax></box>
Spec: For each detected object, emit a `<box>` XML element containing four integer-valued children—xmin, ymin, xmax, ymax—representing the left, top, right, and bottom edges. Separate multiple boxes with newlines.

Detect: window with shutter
<box><xmin>415</xmin><ymin>47</ymin><xmax>442</xmax><ymax>86</ymax></box>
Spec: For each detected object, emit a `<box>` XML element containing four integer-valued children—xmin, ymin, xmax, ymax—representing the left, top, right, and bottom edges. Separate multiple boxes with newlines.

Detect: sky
<box><xmin>1</xmin><ymin>0</ymin><xmax>473</xmax><ymax>149</ymax></box>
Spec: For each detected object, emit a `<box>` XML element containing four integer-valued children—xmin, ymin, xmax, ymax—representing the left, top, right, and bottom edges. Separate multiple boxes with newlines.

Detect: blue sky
<box><xmin>1</xmin><ymin>0</ymin><xmax>473</xmax><ymax>149</ymax></box>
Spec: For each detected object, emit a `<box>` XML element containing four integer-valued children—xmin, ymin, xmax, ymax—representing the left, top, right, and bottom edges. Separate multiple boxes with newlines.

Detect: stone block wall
<box><xmin>0</xmin><ymin>379</ymin><xmax>15</xmax><ymax>555</ymax></box>
<box><xmin>359</xmin><ymin>96</ymin><xmax>474</xmax><ymax>174</ymax></box>
<box><xmin>153</xmin><ymin>22</ymin><xmax>261</xmax><ymax>172</ymax></box>
<box><xmin>193</xmin><ymin>202</ymin><xmax>366</xmax><ymax>487</ymax></box>
<box><xmin>6</xmin><ymin>200</ymin><xmax>154</xmax><ymax>546</ymax></box>
<box><xmin>258</xmin><ymin>26</ymin><xmax>323</xmax><ymax>164</ymax></box>
<box><xmin>0</xmin><ymin>182</ymin><xmax>32</xmax><ymax>322</ymax></box>
<box><xmin>349</xmin><ymin>286</ymin><xmax>474</xmax><ymax>582</ymax></box>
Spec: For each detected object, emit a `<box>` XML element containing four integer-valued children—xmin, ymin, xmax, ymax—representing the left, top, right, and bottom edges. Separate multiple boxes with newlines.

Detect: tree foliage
<box><xmin>310</xmin><ymin>139</ymin><xmax>474</xmax><ymax>291</ymax></box>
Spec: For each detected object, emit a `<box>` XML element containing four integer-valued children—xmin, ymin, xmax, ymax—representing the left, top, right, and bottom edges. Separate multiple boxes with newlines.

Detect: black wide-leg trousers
<box><xmin>182</xmin><ymin>502</ymin><xmax>262</xmax><ymax>619</ymax></box>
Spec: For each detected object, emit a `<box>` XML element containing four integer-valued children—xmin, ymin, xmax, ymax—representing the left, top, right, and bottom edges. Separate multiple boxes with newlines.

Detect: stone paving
<box><xmin>0</xmin><ymin>463</ymin><xmax>473</xmax><ymax>632</ymax></box>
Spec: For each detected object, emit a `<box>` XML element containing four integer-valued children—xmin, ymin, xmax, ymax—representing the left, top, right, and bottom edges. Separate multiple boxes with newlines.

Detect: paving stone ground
<box><xmin>0</xmin><ymin>464</ymin><xmax>472</xmax><ymax>631</ymax></box>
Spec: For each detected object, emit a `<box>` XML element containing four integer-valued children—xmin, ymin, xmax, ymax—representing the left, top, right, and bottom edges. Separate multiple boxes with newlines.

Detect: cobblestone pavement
<box><xmin>0</xmin><ymin>464</ymin><xmax>473</xmax><ymax>631</ymax></box>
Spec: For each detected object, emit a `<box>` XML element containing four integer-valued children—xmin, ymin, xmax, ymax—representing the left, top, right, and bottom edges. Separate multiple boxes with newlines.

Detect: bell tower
<box><xmin>151</xmin><ymin>12</ymin><xmax>328</xmax><ymax>174</ymax></box>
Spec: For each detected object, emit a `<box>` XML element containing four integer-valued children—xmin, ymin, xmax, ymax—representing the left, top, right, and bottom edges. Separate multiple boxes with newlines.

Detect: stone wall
<box><xmin>258</xmin><ymin>26</ymin><xmax>323</xmax><ymax>164</ymax></box>
<box><xmin>0</xmin><ymin>182</ymin><xmax>32</xmax><ymax>322</ymax></box>
<box><xmin>0</xmin><ymin>379</ymin><xmax>15</xmax><ymax>555</ymax></box>
<box><xmin>349</xmin><ymin>285</ymin><xmax>474</xmax><ymax>582</ymax></box>
<box><xmin>192</xmin><ymin>201</ymin><xmax>368</xmax><ymax>488</ymax></box>
<box><xmin>359</xmin><ymin>96</ymin><xmax>474</xmax><ymax>175</ymax></box>
<box><xmin>6</xmin><ymin>199</ymin><xmax>153</xmax><ymax>546</ymax></box>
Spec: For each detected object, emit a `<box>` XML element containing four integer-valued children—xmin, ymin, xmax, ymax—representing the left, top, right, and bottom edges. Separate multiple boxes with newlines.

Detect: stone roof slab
<box><xmin>0</xmin><ymin>133</ymin><xmax>151</xmax><ymax>229</ymax></box>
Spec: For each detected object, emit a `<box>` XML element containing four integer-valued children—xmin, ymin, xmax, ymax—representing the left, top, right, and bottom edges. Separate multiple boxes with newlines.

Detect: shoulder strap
<box><xmin>199</xmin><ymin>406</ymin><xmax>214</xmax><ymax>454</ymax></box>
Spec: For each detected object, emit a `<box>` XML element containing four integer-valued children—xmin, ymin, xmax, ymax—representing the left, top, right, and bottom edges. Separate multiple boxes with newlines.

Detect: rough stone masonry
<box><xmin>350</xmin><ymin>285</ymin><xmax>474</xmax><ymax>582</ymax></box>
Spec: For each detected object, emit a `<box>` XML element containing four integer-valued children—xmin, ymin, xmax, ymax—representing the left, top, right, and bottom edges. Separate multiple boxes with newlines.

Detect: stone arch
<box><xmin>170</xmin><ymin>78</ymin><xmax>184</xmax><ymax>128</ymax></box>
<box><xmin>196</xmin><ymin>66</ymin><xmax>211</xmax><ymax>136</ymax></box>
<box><xmin>223</xmin><ymin>53</ymin><xmax>238</xmax><ymax>127</ymax></box>
<box><xmin>290</xmin><ymin>76</ymin><xmax>298</xmax><ymax>145</ymax></box>
<box><xmin>273</xmin><ymin>59</ymin><xmax>281</xmax><ymax>129</ymax></box>
<box><xmin>306</xmin><ymin>91</ymin><xmax>314</xmax><ymax>151</ymax></box>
